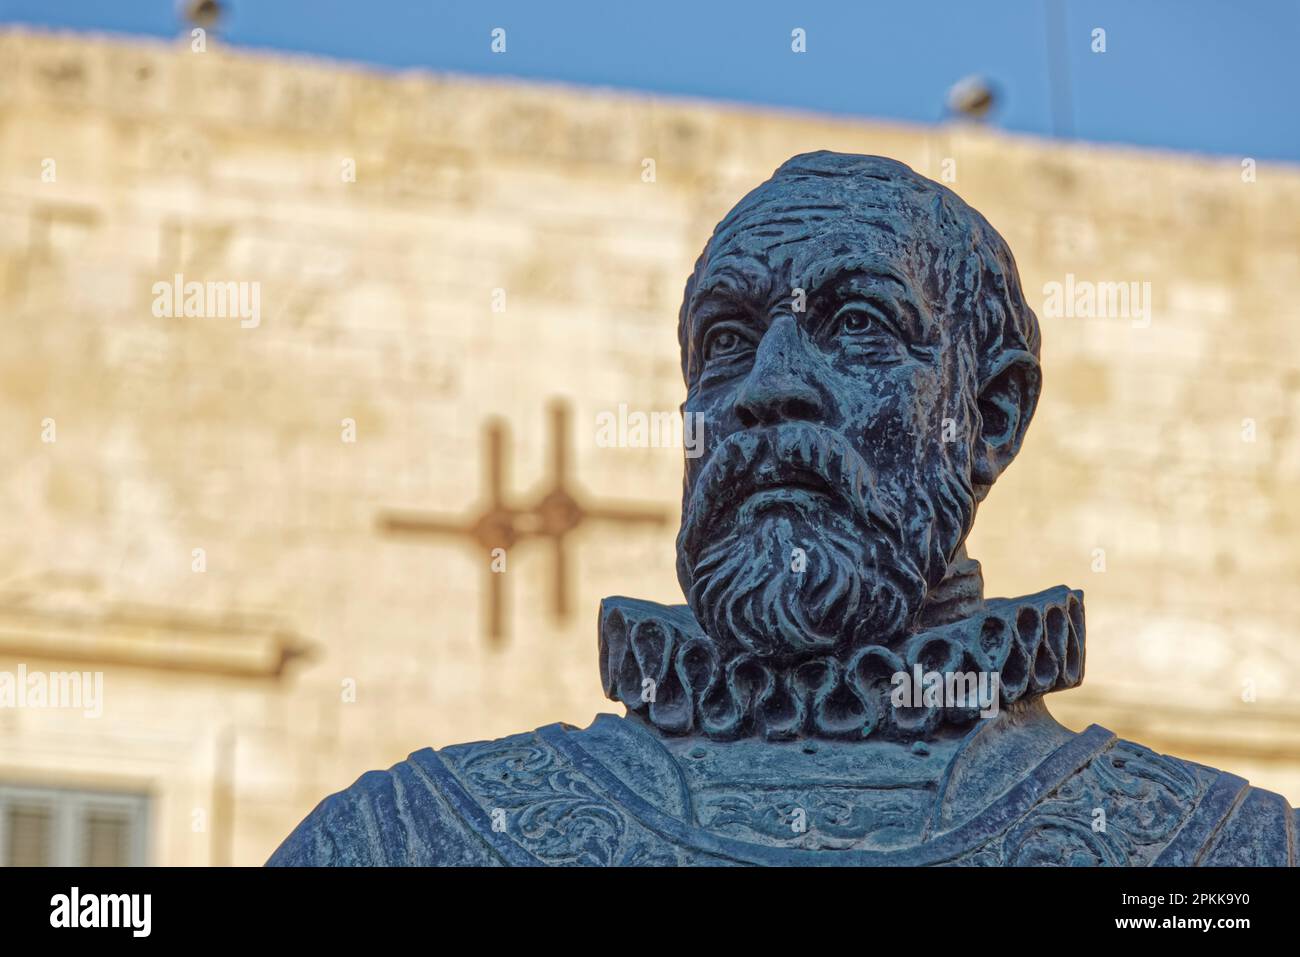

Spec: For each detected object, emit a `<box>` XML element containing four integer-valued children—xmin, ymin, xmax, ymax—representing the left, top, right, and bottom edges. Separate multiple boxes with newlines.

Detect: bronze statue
<box><xmin>269</xmin><ymin>152</ymin><xmax>1295</xmax><ymax>866</ymax></box>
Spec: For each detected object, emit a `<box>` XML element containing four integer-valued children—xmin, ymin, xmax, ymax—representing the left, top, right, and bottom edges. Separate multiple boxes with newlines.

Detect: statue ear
<box><xmin>971</xmin><ymin>349</ymin><xmax>1040</xmax><ymax>497</ymax></box>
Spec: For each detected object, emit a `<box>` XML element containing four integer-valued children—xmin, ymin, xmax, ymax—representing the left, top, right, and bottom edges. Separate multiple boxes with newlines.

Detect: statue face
<box><xmin>676</xmin><ymin>205</ymin><xmax>983</xmax><ymax>663</ymax></box>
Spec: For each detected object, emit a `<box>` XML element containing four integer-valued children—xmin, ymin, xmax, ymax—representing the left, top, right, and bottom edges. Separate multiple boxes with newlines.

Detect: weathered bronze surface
<box><xmin>269</xmin><ymin>153</ymin><xmax>1296</xmax><ymax>866</ymax></box>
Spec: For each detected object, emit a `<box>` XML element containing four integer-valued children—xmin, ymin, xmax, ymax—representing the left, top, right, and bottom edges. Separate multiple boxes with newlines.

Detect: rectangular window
<box><xmin>0</xmin><ymin>784</ymin><xmax>149</xmax><ymax>867</ymax></box>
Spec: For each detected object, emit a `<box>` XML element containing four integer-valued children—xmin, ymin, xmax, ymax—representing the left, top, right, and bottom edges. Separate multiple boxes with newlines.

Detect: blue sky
<box><xmin>4</xmin><ymin>0</ymin><xmax>1297</xmax><ymax>163</ymax></box>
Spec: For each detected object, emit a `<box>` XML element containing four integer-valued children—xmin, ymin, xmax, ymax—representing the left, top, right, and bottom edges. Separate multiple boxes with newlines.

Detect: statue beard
<box><xmin>676</xmin><ymin>422</ymin><xmax>974</xmax><ymax>664</ymax></box>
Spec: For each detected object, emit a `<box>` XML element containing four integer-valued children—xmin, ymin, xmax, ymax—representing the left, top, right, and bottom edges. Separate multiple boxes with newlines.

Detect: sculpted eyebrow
<box><xmin>808</xmin><ymin>265</ymin><xmax>931</xmax><ymax>340</ymax></box>
<box><xmin>688</xmin><ymin>273</ymin><xmax>769</xmax><ymax>342</ymax></box>
<box><xmin>692</xmin><ymin>297</ymin><xmax>765</xmax><ymax>348</ymax></box>
<box><xmin>691</xmin><ymin>281</ymin><xmax>751</xmax><ymax>314</ymax></box>
<box><xmin>690</xmin><ymin>268</ymin><xmax>761</xmax><ymax>310</ymax></box>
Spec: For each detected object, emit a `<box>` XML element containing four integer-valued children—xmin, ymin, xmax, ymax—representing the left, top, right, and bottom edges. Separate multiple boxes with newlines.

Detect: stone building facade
<box><xmin>0</xmin><ymin>29</ymin><xmax>1297</xmax><ymax>864</ymax></box>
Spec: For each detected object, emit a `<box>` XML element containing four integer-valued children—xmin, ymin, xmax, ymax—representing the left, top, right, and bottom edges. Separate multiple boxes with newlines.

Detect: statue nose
<box><xmin>733</xmin><ymin>316</ymin><xmax>825</xmax><ymax>427</ymax></box>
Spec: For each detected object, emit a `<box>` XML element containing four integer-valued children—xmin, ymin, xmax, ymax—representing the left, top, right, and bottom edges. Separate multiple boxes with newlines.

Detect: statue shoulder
<box><xmin>1003</xmin><ymin>727</ymin><xmax>1297</xmax><ymax>866</ymax></box>
<box><xmin>265</xmin><ymin>732</ymin><xmax>541</xmax><ymax>867</ymax></box>
<box><xmin>267</xmin><ymin>714</ymin><xmax>692</xmax><ymax>867</ymax></box>
<box><xmin>1152</xmin><ymin>752</ymin><xmax>1298</xmax><ymax>867</ymax></box>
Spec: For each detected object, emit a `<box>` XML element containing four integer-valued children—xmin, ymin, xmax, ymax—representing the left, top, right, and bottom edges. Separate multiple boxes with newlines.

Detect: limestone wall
<box><xmin>1</xmin><ymin>30</ymin><xmax>1297</xmax><ymax>864</ymax></box>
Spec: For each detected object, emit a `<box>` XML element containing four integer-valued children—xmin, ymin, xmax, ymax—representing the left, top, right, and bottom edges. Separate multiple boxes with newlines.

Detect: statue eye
<box><xmin>703</xmin><ymin>326</ymin><xmax>751</xmax><ymax>361</ymax></box>
<box><xmin>837</xmin><ymin>308</ymin><xmax>876</xmax><ymax>335</ymax></box>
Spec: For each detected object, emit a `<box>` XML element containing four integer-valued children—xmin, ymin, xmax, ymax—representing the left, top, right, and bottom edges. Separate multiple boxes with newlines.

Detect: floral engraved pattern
<box><xmin>986</xmin><ymin>740</ymin><xmax>1205</xmax><ymax>866</ymax></box>
<box><xmin>441</xmin><ymin>732</ymin><xmax>1213</xmax><ymax>865</ymax></box>
<box><xmin>447</xmin><ymin>733</ymin><xmax>675</xmax><ymax>866</ymax></box>
<box><xmin>695</xmin><ymin>786</ymin><xmax>931</xmax><ymax>850</ymax></box>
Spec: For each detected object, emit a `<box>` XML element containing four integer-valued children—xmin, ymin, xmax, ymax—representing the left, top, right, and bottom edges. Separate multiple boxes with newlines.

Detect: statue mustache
<box><xmin>679</xmin><ymin>422</ymin><xmax>905</xmax><ymax>554</ymax></box>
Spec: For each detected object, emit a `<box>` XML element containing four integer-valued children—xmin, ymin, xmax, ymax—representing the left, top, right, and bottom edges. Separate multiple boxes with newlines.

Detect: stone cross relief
<box><xmin>377</xmin><ymin>399</ymin><xmax>668</xmax><ymax>646</ymax></box>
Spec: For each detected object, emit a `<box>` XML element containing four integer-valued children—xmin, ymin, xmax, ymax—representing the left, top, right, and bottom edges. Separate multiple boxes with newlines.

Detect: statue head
<box><xmin>675</xmin><ymin>151</ymin><xmax>1041</xmax><ymax>665</ymax></box>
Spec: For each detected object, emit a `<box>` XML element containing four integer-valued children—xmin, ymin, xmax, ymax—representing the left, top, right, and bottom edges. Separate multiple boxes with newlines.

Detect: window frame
<box><xmin>0</xmin><ymin>783</ymin><xmax>150</xmax><ymax>867</ymax></box>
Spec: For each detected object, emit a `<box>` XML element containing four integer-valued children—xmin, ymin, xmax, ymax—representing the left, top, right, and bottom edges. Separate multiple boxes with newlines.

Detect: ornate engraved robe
<box><xmin>268</xmin><ymin>590</ymin><xmax>1297</xmax><ymax>866</ymax></box>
